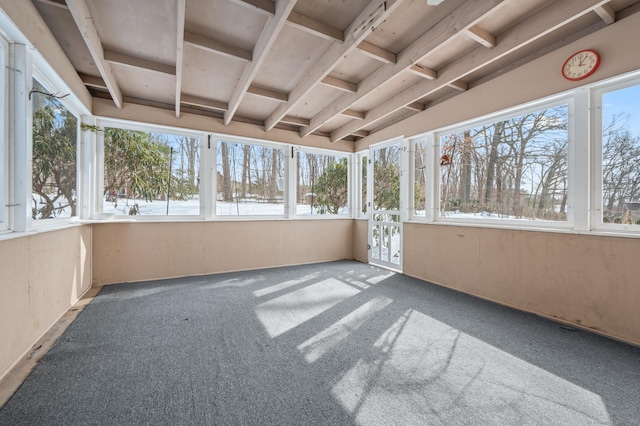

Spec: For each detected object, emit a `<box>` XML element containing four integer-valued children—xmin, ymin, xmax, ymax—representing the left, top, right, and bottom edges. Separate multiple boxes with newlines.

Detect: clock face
<box><xmin>562</xmin><ymin>50</ymin><xmax>600</xmax><ymax>81</ymax></box>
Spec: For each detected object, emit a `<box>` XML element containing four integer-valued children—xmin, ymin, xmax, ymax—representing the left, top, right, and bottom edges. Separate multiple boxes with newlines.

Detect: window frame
<box><xmin>355</xmin><ymin>150</ymin><xmax>368</xmax><ymax>219</ymax></box>
<box><xmin>421</xmin><ymin>94</ymin><xmax>575</xmax><ymax>231</ymax></box>
<box><xmin>95</xmin><ymin>118</ymin><xmax>207</xmax><ymax>221</ymax></box>
<box><xmin>592</xmin><ymin>72</ymin><xmax>640</xmax><ymax>234</ymax></box>
<box><xmin>0</xmin><ymin>36</ymin><xmax>7</xmax><ymax>232</ymax></box>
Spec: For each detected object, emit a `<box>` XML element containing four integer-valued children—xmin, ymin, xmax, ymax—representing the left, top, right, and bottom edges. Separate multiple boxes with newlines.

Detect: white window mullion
<box><xmin>572</xmin><ymin>89</ymin><xmax>590</xmax><ymax>231</ymax></box>
<box><xmin>79</xmin><ymin>115</ymin><xmax>96</xmax><ymax>219</ymax></box>
<box><xmin>8</xmin><ymin>43</ymin><xmax>32</xmax><ymax>232</ymax></box>
<box><xmin>286</xmin><ymin>145</ymin><xmax>297</xmax><ymax>219</ymax></box>
<box><xmin>203</xmin><ymin>134</ymin><xmax>214</xmax><ymax>220</ymax></box>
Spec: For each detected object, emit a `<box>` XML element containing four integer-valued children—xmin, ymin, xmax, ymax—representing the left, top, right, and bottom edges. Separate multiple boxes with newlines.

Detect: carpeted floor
<box><xmin>1</xmin><ymin>260</ymin><xmax>638</xmax><ymax>425</ymax></box>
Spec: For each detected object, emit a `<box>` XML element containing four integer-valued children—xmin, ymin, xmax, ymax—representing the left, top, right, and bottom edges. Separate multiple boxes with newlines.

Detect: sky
<box><xmin>602</xmin><ymin>84</ymin><xmax>640</xmax><ymax>138</ymax></box>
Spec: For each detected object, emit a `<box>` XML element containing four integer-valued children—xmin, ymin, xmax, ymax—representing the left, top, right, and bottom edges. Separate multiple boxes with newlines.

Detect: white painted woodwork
<box><xmin>404</xmin><ymin>102</ymin><xmax>424</xmax><ymax>112</ymax></box>
<box><xmin>265</xmin><ymin>0</ymin><xmax>404</xmax><ymax>131</ymax></box>
<box><xmin>175</xmin><ymin>0</ymin><xmax>186</xmax><ymax>118</ymax></box>
<box><xmin>224</xmin><ymin>0</ymin><xmax>298</xmax><ymax>125</ymax></box>
<box><xmin>247</xmin><ymin>85</ymin><xmax>289</xmax><ymax>101</ymax></box>
<box><xmin>301</xmin><ymin>0</ymin><xmax>510</xmax><ymax>137</ymax></box>
<box><xmin>330</xmin><ymin>0</ymin><xmax>611</xmax><ymax>142</ymax></box>
<box><xmin>357</xmin><ymin>41</ymin><xmax>397</xmax><ymax>64</ymax></box>
<box><xmin>66</xmin><ymin>0</ymin><xmax>123</xmax><ymax>108</ymax></box>
<box><xmin>464</xmin><ymin>25</ymin><xmax>496</xmax><ymax>48</ymax></box>
<box><xmin>281</xmin><ymin>115</ymin><xmax>310</xmax><ymax>126</ymax></box>
<box><xmin>104</xmin><ymin>49</ymin><xmax>176</xmax><ymax>75</ymax></box>
<box><xmin>287</xmin><ymin>10</ymin><xmax>344</xmax><ymax>42</ymax></box>
<box><xmin>341</xmin><ymin>109</ymin><xmax>365</xmax><ymax>119</ymax></box>
<box><xmin>230</xmin><ymin>0</ymin><xmax>276</xmax><ymax>16</ymax></box>
<box><xmin>181</xmin><ymin>94</ymin><xmax>228</xmax><ymax>112</ymax></box>
<box><xmin>321</xmin><ymin>76</ymin><xmax>357</xmax><ymax>93</ymax></box>
<box><xmin>408</xmin><ymin>64</ymin><xmax>437</xmax><ymax>80</ymax></box>
<box><xmin>595</xmin><ymin>4</ymin><xmax>616</xmax><ymax>24</ymax></box>
<box><xmin>184</xmin><ymin>31</ymin><xmax>252</xmax><ymax>62</ymax></box>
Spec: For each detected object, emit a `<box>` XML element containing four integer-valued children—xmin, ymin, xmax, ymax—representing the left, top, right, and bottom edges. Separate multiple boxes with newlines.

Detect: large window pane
<box><xmin>439</xmin><ymin>105</ymin><xmax>569</xmax><ymax>222</ymax></box>
<box><xmin>601</xmin><ymin>83</ymin><xmax>640</xmax><ymax>226</ymax></box>
<box><xmin>32</xmin><ymin>79</ymin><xmax>77</xmax><ymax>220</ymax></box>
<box><xmin>103</xmin><ymin>127</ymin><xmax>200</xmax><ymax>216</ymax></box>
<box><xmin>297</xmin><ymin>151</ymin><xmax>348</xmax><ymax>215</ymax></box>
<box><xmin>216</xmin><ymin>140</ymin><xmax>285</xmax><ymax>216</ymax></box>
<box><xmin>373</xmin><ymin>145</ymin><xmax>400</xmax><ymax>211</ymax></box>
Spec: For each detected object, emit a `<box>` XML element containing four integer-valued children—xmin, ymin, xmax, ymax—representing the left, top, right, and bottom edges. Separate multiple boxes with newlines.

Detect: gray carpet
<box><xmin>1</xmin><ymin>260</ymin><xmax>639</xmax><ymax>425</ymax></box>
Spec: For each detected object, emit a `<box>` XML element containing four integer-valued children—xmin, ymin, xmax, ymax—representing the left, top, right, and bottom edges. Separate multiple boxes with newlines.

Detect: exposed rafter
<box><xmin>229</xmin><ymin>0</ymin><xmax>275</xmax><ymax>16</ymax></box>
<box><xmin>67</xmin><ymin>0</ymin><xmax>123</xmax><ymax>108</ymax></box>
<box><xmin>184</xmin><ymin>31</ymin><xmax>252</xmax><ymax>62</ymax></box>
<box><xmin>463</xmin><ymin>25</ymin><xmax>496</xmax><ymax>48</ymax></box>
<box><xmin>595</xmin><ymin>4</ymin><xmax>616</xmax><ymax>24</ymax></box>
<box><xmin>224</xmin><ymin>0</ymin><xmax>298</xmax><ymax>125</ymax></box>
<box><xmin>405</xmin><ymin>102</ymin><xmax>424</xmax><ymax>112</ymax></box>
<box><xmin>300</xmin><ymin>0</ymin><xmax>510</xmax><ymax>138</ymax></box>
<box><xmin>181</xmin><ymin>94</ymin><xmax>228</xmax><ymax>112</ymax></box>
<box><xmin>408</xmin><ymin>64</ymin><xmax>437</xmax><ymax>80</ymax></box>
<box><xmin>321</xmin><ymin>76</ymin><xmax>357</xmax><ymax>93</ymax></box>
<box><xmin>330</xmin><ymin>0</ymin><xmax>612</xmax><ymax>142</ymax></box>
<box><xmin>341</xmin><ymin>109</ymin><xmax>365</xmax><ymax>119</ymax></box>
<box><xmin>175</xmin><ymin>0</ymin><xmax>186</xmax><ymax>118</ymax></box>
<box><xmin>281</xmin><ymin>115</ymin><xmax>310</xmax><ymax>126</ymax></box>
<box><xmin>79</xmin><ymin>73</ymin><xmax>107</xmax><ymax>90</ymax></box>
<box><xmin>357</xmin><ymin>41</ymin><xmax>397</xmax><ymax>64</ymax></box>
<box><xmin>37</xmin><ymin>0</ymin><xmax>68</xmax><ymax>9</ymax></box>
<box><xmin>247</xmin><ymin>85</ymin><xmax>288</xmax><ymax>102</ymax></box>
<box><xmin>264</xmin><ymin>0</ymin><xmax>404</xmax><ymax>131</ymax></box>
<box><xmin>287</xmin><ymin>10</ymin><xmax>345</xmax><ymax>42</ymax></box>
<box><xmin>104</xmin><ymin>49</ymin><xmax>176</xmax><ymax>75</ymax></box>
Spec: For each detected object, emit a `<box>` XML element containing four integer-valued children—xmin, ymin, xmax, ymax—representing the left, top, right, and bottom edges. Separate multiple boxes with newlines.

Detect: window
<box><xmin>216</xmin><ymin>139</ymin><xmax>286</xmax><ymax>216</ymax></box>
<box><xmin>438</xmin><ymin>104</ymin><xmax>569</xmax><ymax>223</ymax></box>
<box><xmin>102</xmin><ymin>125</ymin><xmax>201</xmax><ymax>216</ymax></box>
<box><xmin>31</xmin><ymin>78</ymin><xmax>78</xmax><ymax>220</ymax></box>
<box><xmin>598</xmin><ymin>80</ymin><xmax>640</xmax><ymax>227</ymax></box>
<box><xmin>297</xmin><ymin>150</ymin><xmax>349</xmax><ymax>216</ymax></box>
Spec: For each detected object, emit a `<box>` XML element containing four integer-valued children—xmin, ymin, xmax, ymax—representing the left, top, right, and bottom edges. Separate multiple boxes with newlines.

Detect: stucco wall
<box><xmin>92</xmin><ymin>220</ymin><xmax>354</xmax><ymax>285</ymax></box>
<box><xmin>403</xmin><ymin>223</ymin><xmax>640</xmax><ymax>345</ymax></box>
<box><xmin>0</xmin><ymin>226</ymin><xmax>92</xmax><ymax>380</ymax></box>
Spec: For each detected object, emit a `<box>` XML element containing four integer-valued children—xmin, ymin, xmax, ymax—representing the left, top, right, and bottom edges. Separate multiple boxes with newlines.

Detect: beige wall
<box><xmin>353</xmin><ymin>219</ymin><xmax>368</xmax><ymax>263</ymax></box>
<box><xmin>92</xmin><ymin>220</ymin><xmax>354</xmax><ymax>285</ymax></box>
<box><xmin>0</xmin><ymin>226</ymin><xmax>92</xmax><ymax>380</ymax></box>
<box><xmin>403</xmin><ymin>223</ymin><xmax>640</xmax><ymax>345</ymax></box>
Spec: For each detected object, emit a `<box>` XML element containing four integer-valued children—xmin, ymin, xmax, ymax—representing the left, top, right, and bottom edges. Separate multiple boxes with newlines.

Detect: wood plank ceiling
<box><xmin>33</xmin><ymin>0</ymin><xmax>640</xmax><ymax>142</ymax></box>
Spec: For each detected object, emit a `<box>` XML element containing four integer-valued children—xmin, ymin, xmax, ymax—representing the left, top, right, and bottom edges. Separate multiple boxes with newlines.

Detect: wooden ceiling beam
<box><xmin>181</xmin><ymin>94</ymin><xmax>228</xmax><ymax>112</ymax></box>
<box><xmin>247</xmin><ymin>85</ymin><xmax>288</xmax><ymax>102</ymax></box>
<box><xmin>67</xmin><ymin>0</ymin><xmax>123</xmax><ymax>108</ymax></box>
<box><xmin>329</xmin><ymin>0</ymin><xmax>611</xmax><ymax>142</ymax></box>
<box><xmin>463</xmin><ymin>25</ymin><xmax>496</xmax><ymax>48</ymax></box>
<box><xmin>357</xmin><ymin>41</ymin><xmax>397</xmax><ymax>64</ymax></box>
<box><xmin>341</xmin><ymin>109</ymin><xmax>365</xmax><ymax>119</ymax></box>
<box><xmin>447</xmin><ymin>80</ymin><xmax>468</xmax><ymax>91</ymax></box>
<box><xmin>175</xmin><ymin>0</ymin><xmax>186</xmax><ymax>118</ymax></box>
<box><xmin>37</xmin><ymin>0</ymin><xmax>68</xmax><ymax>9</ymax></box>
<box><xmin>594</xmin><ymin>4</ymin><xmax>616</xmax><ymax>24</ymax></box>
<box><xmin>404</xmin><ymin>102</ymin><xmax>424</xmax><ymax>112</ymax></box>
<box><xmin>184</xmin><ymin>31</ymin><xmax>252</xmax><ymax>62</ymax></box>
<box><xmin>79</xmin><ymin>73</ymin><xmax>107</xmax><ymax>90</ymax></box>
<box><xmin>224</xmin><ymin>0</ymin><xmax>298</xmax><ymax>125</ymax></box>
<box><xmin>321</xmin><ymin>76</ymin><xmax>357</xmax><ymax>93</ymax></box>
<box><xmin>229</xmin><ymin>0</ymin><xmax>275</xmax><ymax>16</ymax></box>
<box><xmin>286</xmin><ymin>10</ymin><xmax>345</xmax><ymax>42</ymax></box>
<box><xmin>104</xmin><ymin>49</ymin><xmax>176</xmax><ymax>75</ymax></box>
<box><xmin>408</xmin><ymin>64</ymin><xmax>437</xmax><ymax>80</ymax></box>
<box><xmin>301</xmin><ymin>0</ymin><xmax>509</xmax><ymax>138</ymax></box>
<box><xmin>281</xmin><ymin>115</ymin><xmax>310</xmax><ymax>126</ymax></box>
<box><xmin>351</xmin><ymin>130</ymin><xmax>369</xmax><ymax>137</ymax></box>
<box><xmin>264</xmin><ymin>0</ymin><xmax>404</xmax><ymax>131</ymax></box>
